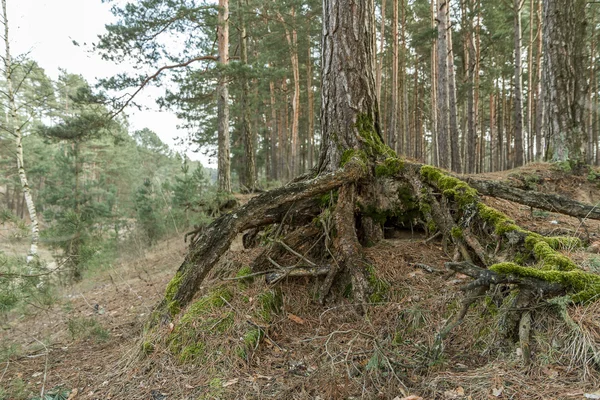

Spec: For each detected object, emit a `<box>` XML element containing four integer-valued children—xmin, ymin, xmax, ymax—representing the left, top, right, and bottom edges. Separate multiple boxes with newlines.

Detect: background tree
<box><xmin>542</xmin><ymin>0</ymin><xmax>587</xmax><ymax>164</ymax></box>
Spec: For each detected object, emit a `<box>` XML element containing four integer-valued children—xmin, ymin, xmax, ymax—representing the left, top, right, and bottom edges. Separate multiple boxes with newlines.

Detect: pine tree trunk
<box><xmin>474</xmin><ymin>0</ymin><xmax>481</xmax><ymax>169</ymax></box>
<box><xmin>431</xmin><ymin>0</ymin><xmax>438</xmax><ymax>166</ymax></box>
<box><xmin>376</xmin><ymin>0</ymin><xmax>386</xmax><ymax>106</ymax></box>
<box><xmin>527</xmin><ymin>0</ymin><xmax>535</xmax><ymax>163</ymax></box>
<box><xmin>2</xmin><ymin>0</ymin><xmax>39</xmax><ymax>263</ymax></box>
<box><xmin>535</xmin><ymin>0</ymin><xmax>544</xmax><ymax>160</ymax></box>
<box><xmin>217</xmin><ymin>0</ymin><xmax>231</xmax><ymax>192</ymax></box>
<box><xmin>239</xmin><ymin>0</ymin><xmax>255</xmax><ymax>191</ymax></box>
<box><xmin>588</xmin><ymin>10</ymin><xmax>596</xmax><ymax>164</ymax></box>
<box><xmin>513</xmin><ymin>0</ymin><xmax>524</xmax><ymax>167</ymax></box>
<box><xmin>401</xmin><ymin>0</ymin><xmax>410</xmax><ymax>157</ymax></box>
<box><xmin>435</xmin><ymin>0</ymin><xmax>450</xmax><ymax>170</ymax></box>
<box><xmin>447</xmin><ymin>5</ymin><xmax>461</xmax><ymax>173</ymax></box>
<box><xmin>269</xmin><ymin>80</ymin><xmax>278</xmax><ymax>181</ymax></box>
<box><xmin>542</xmin><ymin>0</ymin><xmax>587</xmax><ymax>163</ymax></box>
<box><xmin>318</xmin><ymin>0</ymin><xmax>380</xmax><ymax>173</ymax></box>
<box><xmin>390</xmin><ymin>0</ymin><xmax>399</xmax><ymax>150</ymax></box>
<box><xmin>307</xmin><ymin>33</ymin><xmax>315</xmax><ymax>170</ymax></box>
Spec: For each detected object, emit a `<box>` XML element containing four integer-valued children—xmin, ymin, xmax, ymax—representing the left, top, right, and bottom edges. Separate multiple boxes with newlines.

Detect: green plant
<box><xmin>30</xmin><ymin>386</ymin><xmax>71</xmax><ymax>400</ymax></box>
<box><xmin>67</xmin><ymin>317</ymin><xmax>110</xmax><ymax>342</ymax></box>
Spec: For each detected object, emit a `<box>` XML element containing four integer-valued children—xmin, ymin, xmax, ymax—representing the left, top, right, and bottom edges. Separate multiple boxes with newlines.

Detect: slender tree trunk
<box><xmin>499</xmin><ymin>84</ymin><xmax>505</xmax><ymax>171</ymax></box>
<box><xmin>527</xmin><ymin>0</ymin><xmax>535</xmax><ymax>163</ymax></box>
<box><xmin>307</xmin><ymin>33</ymin><xmax>315</xmax><ymax>170</ymax></box>
<box><xmin>217</xmin><ymin>0</ymin><xmax>231</xmax><ymax>192</ymax></box>
<box><xmin>447</xmin><ymin>5</ymin><xmax>461</xmax><ymax>173</ymax></box>
<box><xmin>277</xmin><ymin>10</ymin><xmax>300</xmax><ymax>177</ymax></box>
<box><xmin>535</xmin><ymin>0</ymin><xmax>544</xmax><ymax>160</ymax></box>
<box><xmin>2</xmin><ymin>0</ymin><xmax>39</xmax><ymax>262</ymax></box>
<box><xmin>269</xmin><ymin>80</ymin><xmax>278</xmax><ymax>181</ymax></box>
<box><xmin>436</xmin><ymin>0</ymin><xmax>450</xmax><ymax>170</ymax></box>
<box><xmin>390</xmin><ymin>0</ymin><xmax>399</xmax><ymax>150</ymax></box>
<box><xmin>513</xmin><ymin>0</ymin><xmax>525</xmax><ymax>167</ymax></box>
<box><xmin>431</xmin><ymin>0</ymin><xmax>438</xmax><ymax>166</ymax></box>
<box><xmin>239</xmin><ymin>0</ymin><xmax>255</xmax><ymax>191</ymax></box>
<box><xmin>588</xmin><ymin>9</ymin><xmax>596</xmax><ymax>164</ymax></box>
<box><xmin>376</xmin><ymin>0</ymin><xmax>386</xmax><ymax>105</ymax></box>
<box><xmin>489</xmin><ymin>93</ymin><xmax>495</xmax><ymax>171</ymax></box>
<box><xmin>401</xmin><ymin>0</ymin><xmax>410</xmax><ymax>157</ymax></box>
<box><xmin>542</xmin><ymin>0</ymin><xmax>587</xmax><ymax>163</ymax></box>
<box><xmin>474</xmin><ymin>0</ymin><xmax>481</xmax><ymax>169</ymax></box>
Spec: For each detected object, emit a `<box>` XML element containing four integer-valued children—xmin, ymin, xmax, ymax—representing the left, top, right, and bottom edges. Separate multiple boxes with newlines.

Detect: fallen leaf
<box><xmin>492</xmin><ymin>387</ymin><xmax>503</xmax><ymax>397</ymax></box>
<box><xmin>287</xmin><ymin>313</ymin><xmax>305</xmax><ymax>324</ymax></box>
<box><xmin>394</xmin><ymin>396</ymin><xmax>423</xmax><ymax>400</ymax></box>
<box><xmin>168</xmin><ymin>322</ymin><xmax>174</xmax><ymax>333</ymax></box>
<box><xmin>32</xmin><ymin>372</ymin><xmax>42</xmax><ymax>378</ymax></box>
<box><xmin>585</xmin><ymin>392</ymin><xmax>600</xmax><ymax>399</ymax></box>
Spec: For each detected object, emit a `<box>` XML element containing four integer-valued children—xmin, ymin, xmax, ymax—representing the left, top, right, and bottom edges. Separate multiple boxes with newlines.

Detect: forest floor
<box><xmin>3</xmin><ymin>163</ymin><xmax>600</xmax><ymax>399</ymax></box>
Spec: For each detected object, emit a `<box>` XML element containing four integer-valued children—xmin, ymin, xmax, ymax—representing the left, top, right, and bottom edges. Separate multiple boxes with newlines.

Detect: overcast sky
<box><xmin>9</xmin><ymin>0</ymin><xmax>211</xmax><ymax>166</ymax></box>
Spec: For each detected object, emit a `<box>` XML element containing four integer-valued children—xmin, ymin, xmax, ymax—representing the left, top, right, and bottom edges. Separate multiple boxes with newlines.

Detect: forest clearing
<box><xmin>3</xmin><ymin>0</ymin><xmax>600</xmax><ymax>398</ymax></box>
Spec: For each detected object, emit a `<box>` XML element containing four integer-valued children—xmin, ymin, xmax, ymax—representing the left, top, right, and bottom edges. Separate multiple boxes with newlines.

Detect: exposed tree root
<box><xmin>151</xmin><ymin>159</ymin><xmax>366</xmax><ymax>323</ymax></box>
<box><xmin>150</xmin><ymin>159</ymin><xmax>600</xmax><ymax>368</ymax></box>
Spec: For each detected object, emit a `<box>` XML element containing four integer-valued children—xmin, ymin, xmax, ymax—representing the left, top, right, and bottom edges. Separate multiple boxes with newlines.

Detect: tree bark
<box><xmin>513</xmin><ymin>0</ymin><xmax>524</xmax><ymax>167</ymax></box>
<box><xmin>2</xmin><ymin>0</ymin><xmax>39</xmax><ymax>263</ymax></box>
<box><xmin>269</xmin><ymin>80</ymin><xmax>278</xmax><ymax>181</ymax></box>
<box><xmin>307</xmin><ymin>32</ymin><xmax>315</xmax><ymax>170</ymax></box>
<box><xmin>217</xmin><ymin>0</ymin><xmax>231</xmax><ymax>192</ymax></box>
<box><xmin>390</xmin><ymin>0</ymin><xmax>399</xmax><ymax>150</ymax></box>
<box><xmin>447</xmin><ymin>4</ymin><xmax>461</xmax><ymax>173</ymax></box>
<box><xmin>277</xmin><ymin>9</ymin><xmax>301</xmax><ymax>178</ymax></box>
<box><xmin>239</xmin><ymin>0</ymin><xmax>255</xmax><ymax>191</ymax></box>
<box><xmin>435</xmin><ymin>0</ymin><xmax>450</xmax><ymax>170</ymax></box>
<box><xmin>542</xmin><ymin>0</ymin><xmax>587</xmax><ymax>163</ymax></box>
<box><xmin>376</xmin><ymin>0</ymin><xmax>386</xmax><ymax>107</ymax></box>
<box><xmin>318</xmin><ymin>0</ymin><xmax>381</xmax><ymax>174</ymax></box>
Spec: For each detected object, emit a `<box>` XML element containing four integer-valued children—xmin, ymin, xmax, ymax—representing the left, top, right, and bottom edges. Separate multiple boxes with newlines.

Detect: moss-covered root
<box><xmin>490</xmin><ymin>263</ymin><xmax>600</xmax><ymax>303</ymax></box>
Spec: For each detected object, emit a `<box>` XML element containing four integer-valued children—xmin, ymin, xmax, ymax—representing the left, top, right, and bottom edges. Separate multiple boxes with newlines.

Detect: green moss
<box><xmin>257</xmin><ymin>289</ymin><xmax>282</xmax><ymax>323</ymax></box>
<box><xmin>483</xmin><ymin>296</ymin><xmax>499</xmax><ymax>317</ymax></box>
<box><xmin>168</xmin><ymin>300</ymin><xmax>181</xmax><ymax>315</ymax></box>
<box><xmin>165</xmin><ymin>272</ymin><xmax>183</xmax><ymax>301</ymax></box>
<box><xmin>531</xmin><ymin>240</ymin><xmax>578</xmax><ymax>271</ymax></box>
<box><xmin>450</xmin><ymin>226</ymin><xmax>463</xmax><ymax>239</ymax></box>
<box><xmin>375</xmin><ymin>157</ymin><xmax>405</xmax><ymax>177</ymax></box>
<box><xmin>243</xmin><ymin>328</ymin><xmax>264</xmax><ymax>349</ymax></box>
<box><xmin>341</xmin><ymin>149</ymin><xmax>368</xmax><ymax>168</ymax></box>
<box><xmin>319</xmin><ymin>190</ymin><xmax>339</xmax><ymax>208</ymax></box>
<box><xmin>366</xmin><ymin>264</ymin><xmax>389</xmax><ymax>303</ymax></box>
<box><xmin>178</xmin><ymin>342</ymin><xmax>206</xmax><ymax>363</ymax></box>
<box><xmin>419</xmin><ymin>202</ymin><xmax>432</xmax><ymax>215</ymax></box>
<box><xmin>236</xmin><ymin>265</ymin><xmax>254</xmax><ymax>286</ymax></box>
<box><xmin>355</xmin><ymin>114</ymin><xmax>395</xmax><ymax>158</ymax></box>
<box><xmin>490</xmin><ymin>263</ymin><xmax>600</xmax><ymax>303</ymax></box>
<box><xmin>420</xmin><ymin>166</ymin><xmax>478</xmax><ymax>208</ymax></box>
<box><xmin>180</xmin><ymin>286</ymin><xmax>233</xmax><ymax>325</ymax></box>
<box><xmin>427</xmin><ymin>221</ymin><xmax>437</xmax><ymax>234</ymax></box>
<box><xmin>165</xmin><ymin>272</ymin><xmax>184</xmax><ymax>316</ymax></box>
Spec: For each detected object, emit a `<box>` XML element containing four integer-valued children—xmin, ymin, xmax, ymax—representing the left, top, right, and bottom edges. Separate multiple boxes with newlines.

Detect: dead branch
<box><xmin>465</xmin><ymin>177</ymin><xmax>600</xmax><ymax>221</ymax></box>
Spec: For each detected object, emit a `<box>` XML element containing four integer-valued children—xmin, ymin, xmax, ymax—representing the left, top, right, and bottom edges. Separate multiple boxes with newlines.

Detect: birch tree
<box><xmin>1</xmin><ymin>0</ymin><xmax>40</xmax><ymax>263</ymax></box>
